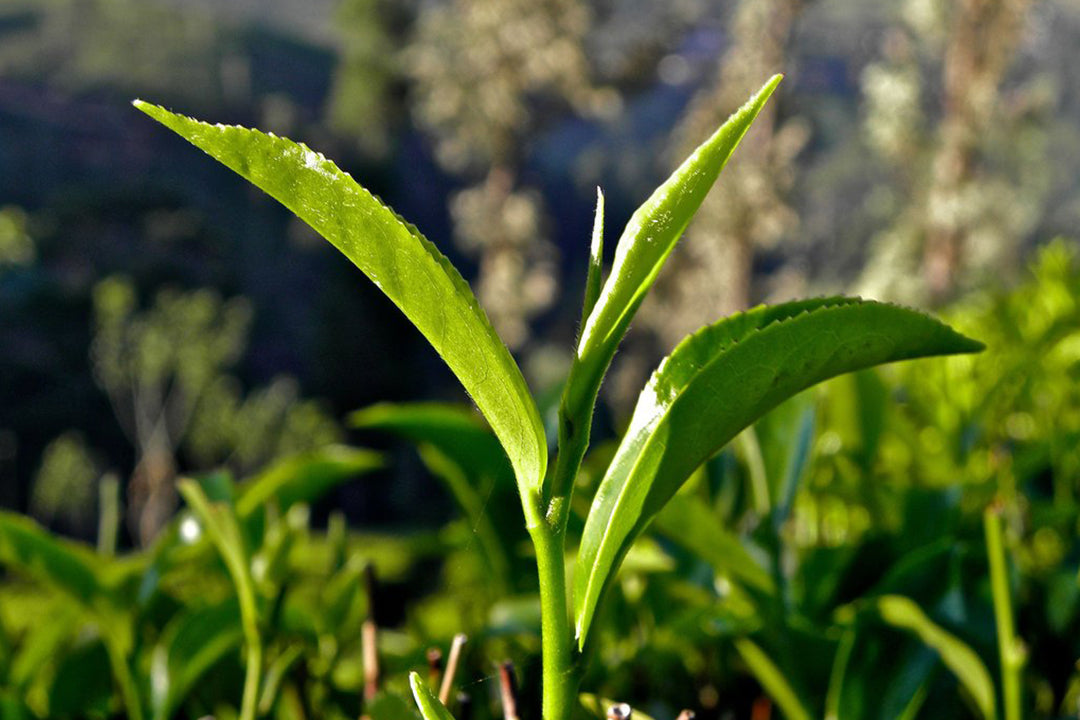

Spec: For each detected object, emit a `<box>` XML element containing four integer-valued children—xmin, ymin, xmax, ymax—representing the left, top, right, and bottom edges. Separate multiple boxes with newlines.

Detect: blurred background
<box><xmin>4</xmin><ymin>0</ymin><xmax>1079</xmax><ymax>540</ymax></box>
<box><xmin>4</xmin><ymin>1</ymin><xmax>1080</xmax><ymax>719</ymax></box>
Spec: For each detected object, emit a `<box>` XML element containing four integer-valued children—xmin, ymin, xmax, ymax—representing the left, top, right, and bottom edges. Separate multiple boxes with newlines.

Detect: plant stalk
<box><xmin>530</xmin><ymin>522</ymin><xmax>578</xmax><ymax>720</ymax></box>
<box><xmin>984</xmin><ymin>503</ymin><xmax>1023</xmax><ymax>720</ymax></box>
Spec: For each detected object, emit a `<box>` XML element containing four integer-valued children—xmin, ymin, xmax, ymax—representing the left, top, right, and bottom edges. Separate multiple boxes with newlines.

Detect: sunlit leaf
<box><xmin>134</xmin><ymin>101</ymin><xmax>548</xmax><ymax>519</ymax></box>
<box><xmin>876</xmin><ymin>595</ymin><xmax>996</xmax><ymax>720</ymax></box>
<box><xmin>409</xmin><ymin>671</ymin><xmax>456</xmax><ymax>720</ymax></box>
<box><xmin>574</xmin><ymin>298</ymin><xmax>983</xmax><ymax>645</ymax></box>
<box><xmin>552</xmin><ymin>76</ymin><xmax>782</xmax><ymax>504</ymax></box>
<box><xmin>581</xmin><ymin>188</ymin><xmax>605</xmax><ymax>325</ymax></box>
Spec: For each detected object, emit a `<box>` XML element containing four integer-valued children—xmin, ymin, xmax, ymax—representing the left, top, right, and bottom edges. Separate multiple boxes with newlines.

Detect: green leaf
<box><xmin>581</xmin><ymin>188</ymin><xmax>605</xmax><ymax>325</ymax></box>
<box><xmin>350</xmin><ymin>402</ymin><xmax>512</xmax><ymax>483</ymax></box>
<box><xmin>574</xmin><ymin>297</ymin><xmax>983</xmax><ymax>645</ymax></box>
<box><xmin>652</xmin><ymin>494</ymin><xmax>774</xmax><ymax>595</ymax></box>
<box><xmin>351</xmin><ymin>402</ymin><xmax>515</xmax><ymax>587</ymax></box>
<box><xmin>134</xmin><ymin>101</ymin><xmax>547</xmax><ymax>521</ymax></box>
<box><xmin>733</xmin><ymin>637</ymin><xmax>812</xmax><ymax>720</ymax></box>
<box><xmin>150</xmin><ymin>599</ymin><xmax>243</xmax><ymax>720</ymax></box>
<box><xmin>0</xmin><ymin>511</ymin><xmax>104</xmax><ymax>608</ymax></box>
<box><xmin>235</xmin><ymin>445</ymin><xmax>383</xmax><ymax>518</ymax></box>
<box><xmin>409</xmin><ymin>671</ymin><xmax>457</xmax><ymax>720</ymax></box>
<box><xmin>876</xmin><ymin>595</ymin><xmax>996</xmax><ymax>720</ymax></box>
<box><xmin>552</xmin><ymin>76</ymin><xmax>782</xmax><ymax>507</ymax></box>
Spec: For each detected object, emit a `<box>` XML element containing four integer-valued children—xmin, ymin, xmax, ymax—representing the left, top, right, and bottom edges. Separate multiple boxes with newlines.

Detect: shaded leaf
<box><xmin>350</xmin><ymin>403</ymin><xmax>512</xmax><ymax>482</ymax></box>
<box><xmin>575</xmin><ymin>298</ymin><xmax>983</xmax><ymax>645</ymax></box>
<box><xmin>236</xmin><ymin>445</ymin><xmax>383</xmax><ymax>518</ymax></box>
<box><xmin>876</xmin><ymin>595</ymin><xmax>996</xmax><ymax>720</ymax></box>
<box><xmin>0</xmin><ymin>512</ymin><xmax>104</xmax><ymax>608</ymax></box>
<box><xmin>652</xmin><ymin>494</ymin><xmax>774</xmax><ymax>595</ymax></box>
<box><xmin>150</xmin><ymin>599</ymin><xmax>243</xmax><ymax>720</ymax></box>
<box><xmin>134</xmin><ymin>101</ymin><xmax>547</xmax><ymax>517</ymax></box>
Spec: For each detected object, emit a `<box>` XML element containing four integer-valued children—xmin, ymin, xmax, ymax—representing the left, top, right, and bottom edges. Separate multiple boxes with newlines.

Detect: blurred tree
<box><xmin>405</xmin><ymin>0</ymin><xmax>617</xmax><ymax>349</ymax></box>
<box><xmin>324</xmin><ymin>0</ymin><xmax>399</xmax><ymax>157</ymax></box>
<box><xmin>29</xmin><ymin>432</ymin><xmax>98</xmax><ymax>534</ymax></box>
<box><xmin>858</xmin><ymin>0</ymin><xmax>1046</xmax><ymax>304</ymax></box>
<box><xmin>641</xmin><ymin>0</ymin><xmax>808</xmax><ymax>348</ymax></box>
<box><xmin>90</xmin><ymin>276</ymin><xmax>340</xmax><ymax>545</ymax></box>
<box><xmin>0</xmin><ymin>207</ymin><xmax>34</xmax><ymax>268</ymax></box>
<box><xmin>0</xmin><ymin>0</ymin><xmax>225</xmax><ymax>104</ymax></box>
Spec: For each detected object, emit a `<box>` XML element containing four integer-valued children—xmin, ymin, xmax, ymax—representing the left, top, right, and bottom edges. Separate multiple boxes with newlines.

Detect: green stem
<box><xmin>239</xmin><ymin>600</ymin><xmax>263</xmax><ymax>720</ymax></box>
<box><xmin>104</xmin><ymin>634</ymin><xmax>144</xmax><ymax>720</ymax></box>
<box><xmin>530</xmin><ymin>522</ymin><xmax>578</xmax><ymax>720</ymax></box>
<box><xmin>984</xmin><ymin>504</ymin><xmax>1023</xmax><ymax>720</ymax></box>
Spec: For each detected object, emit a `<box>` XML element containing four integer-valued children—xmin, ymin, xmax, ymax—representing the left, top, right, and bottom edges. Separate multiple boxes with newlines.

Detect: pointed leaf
<box><xmin>575</xmin><ymin>298</ymin><xmax>983</xmax><ymax>645</ymax></box>
<box><xmin>581</xmin><ymin>188</ymin><xmax>605</xmax><ymax>324</ymax></box>
<box><xmin>409</xmin><ymin>671</ymin><xmax>457</xmax><ymax>720</ymax></box>
<box><xmin>552</xmin><ymin>75</ymin><xmax>781</xmax><ymax>503</ymax></box>
<box><xmin>134</xmin><ymin>101</ymin><xmax>547</xmax><ymax>519</ymax></box>
<box><xmin>876</xmin><ymin>595</ymin><xmax>996</xmax><ymax>720</ymax></box>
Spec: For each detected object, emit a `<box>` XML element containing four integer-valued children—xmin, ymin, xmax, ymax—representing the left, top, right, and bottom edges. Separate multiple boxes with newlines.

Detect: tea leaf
<box><xmin>574</xmin><ymin>298</ymin><xmax>983</xmax><ymax>645</ymax></box>
<box><xmin>134</xmin><ymin>102</ymin><xmax>548</xmax><ymax>520</ymax></box>
<box><xmin>876</xmin><ymin>595</ymin><xmax>996</xmax><ymax>720</ymax></box>
<box><xmin>552</xmin><ymin>75</ymin><xmax>781</xmax><ymax>506</ymax></box>
<box><xmin>409</xmin><ymin>671</ymin><xmax>457</xmax><ymax>720</ymax></box>
<box><xmin>581</xmin><ymin>188</ymin><xmax>605</xmax><ymax>325</ymax></box>
<box><xmin>0</xmin><ymin>511</ymin><xmax>104</xmax><ymax>608</ymax></box>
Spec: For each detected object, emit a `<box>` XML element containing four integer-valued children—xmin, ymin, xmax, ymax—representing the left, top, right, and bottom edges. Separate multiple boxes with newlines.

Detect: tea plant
<box><xmin>133</xmin><ymin>74</ymin><xmax>982</xmax><ymax>720</ymax></box>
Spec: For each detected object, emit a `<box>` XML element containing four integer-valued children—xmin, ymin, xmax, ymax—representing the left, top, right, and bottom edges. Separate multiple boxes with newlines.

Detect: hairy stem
<box><xmin>530</xmin><ymin>522</ymin><xmax>578</xmax><ymax>720</ymax></box>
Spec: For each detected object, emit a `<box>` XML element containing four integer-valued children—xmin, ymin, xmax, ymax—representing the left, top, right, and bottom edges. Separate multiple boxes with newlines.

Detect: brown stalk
<box><xmin>427</xmin><ymin>647</ymin><xmax>444</xmax><ymax>688</ymax></box>
<box><xmin>497</xmin><ymin>661</ymin><xmax>520</xmax><ymax>720</ymax></box>
<box><xmin>362</xmin><ymin>564</ymin><xmax>380</xmax><ymax>703</ymax></box>
<box><xmin>438</xmin><ymin>633</ymin><xmax>468</xmax><ymax>704</ymax></box>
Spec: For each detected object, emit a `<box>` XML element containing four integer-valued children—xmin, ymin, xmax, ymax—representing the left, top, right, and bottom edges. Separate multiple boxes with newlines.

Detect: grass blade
<box><xmin>733</xmin><ymin>637</ymin><xmax>812</xmax><ymax>720</ymax></box>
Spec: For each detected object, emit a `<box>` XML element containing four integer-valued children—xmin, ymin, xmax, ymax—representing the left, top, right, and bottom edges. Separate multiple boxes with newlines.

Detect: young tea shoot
<box><xmin>134</xmin><ymin>73</ymin><xmax>983</xmax><ymax>720</ymax></box>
